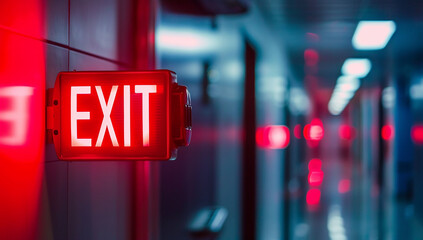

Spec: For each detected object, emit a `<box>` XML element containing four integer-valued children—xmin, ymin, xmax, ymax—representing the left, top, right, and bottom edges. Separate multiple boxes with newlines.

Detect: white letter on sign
<box><xmin>0</xmin><ymin>86</ymin><xmax>33</xmax><ymax>146</ymax></box>
<box><xmin>135</xmin><ymin>85</ymin><xmax>157</xmax><ymax>146</ymax></box>
<box><xmin>95</xmin><ymin>86</ymin><xmax>119</xmax><ymax>147</ymax></box>
<box><xmin>71</xmin><ymin>86</ymin><xmax>92</xmax><ymax>147</ymax></box>
<box><xmin>124</xmin><ymin>85</ymin><xmax>131</xmax><ymax>147</ymax></box>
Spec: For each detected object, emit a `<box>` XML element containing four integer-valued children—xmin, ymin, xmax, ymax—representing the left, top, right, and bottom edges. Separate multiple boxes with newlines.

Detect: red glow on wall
<box><xmin>339</xmin><ymin>124</ymin><xmax>355</xmax><ymax>140</ymax></box>
<box><xmin>303</xmin><ymin>118</ymin><xmax>324</xmax><ymax>141</ymax></box>
<box><xmin>306</xmin><ymin>189</ymin><xmax>321</xmax><ymax>205</ymax></box>
<box><xmin>294</xmin><ymin>124</ymin><xmax>302</xmax><ymax>139</ymax></box>
<box><xmin>256</xmin><ymin>125</ymin><xmax>290</xmax><ymax>149</ymax></box>
<box><xmin>411</xmin><ymin>124</ymin><xmax>423</xmax><ymax>145</ymax></box>
<box><xmin>381</xmin><ymin>125</ymin><xmax>394</xmax><ymax>141</ymax></box>
<box><xmin>304</xmin><ymin>49</ymin><xmax>319</xmax><ymax>66</ymax></box>
<box><xmin>307</xmin><ymin>159</ymin><xmax>322</xmax><ymax>207</ymax></box>
<box><xmin>338</xmin><ymin>179</ymin><xmax>351</xmax><ymax>194</ymax></box>
<box><xmin>160</xmin><ymin>33</ymin><xmax>202</xmax><ymax>49</ymax></box>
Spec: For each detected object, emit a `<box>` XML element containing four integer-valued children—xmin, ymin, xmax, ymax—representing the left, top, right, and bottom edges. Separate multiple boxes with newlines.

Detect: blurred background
<box><xmin>1</xmin><ymin>0</ymin><xmax>423</xmax><ymax>239</ymax></box>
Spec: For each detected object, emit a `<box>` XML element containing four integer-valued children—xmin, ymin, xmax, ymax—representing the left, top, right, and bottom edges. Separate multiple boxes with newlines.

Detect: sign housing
<box><xmin>48</xmin><ymin>70</ymin><xmax>191</xmax><ymax>160</ymax></box>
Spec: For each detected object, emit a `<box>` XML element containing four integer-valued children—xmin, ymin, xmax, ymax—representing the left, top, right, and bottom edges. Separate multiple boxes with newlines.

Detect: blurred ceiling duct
<box><xmin>162</xmin><ymin>0</ymin><xmax>250</xmax><ymax>15</ymax></box>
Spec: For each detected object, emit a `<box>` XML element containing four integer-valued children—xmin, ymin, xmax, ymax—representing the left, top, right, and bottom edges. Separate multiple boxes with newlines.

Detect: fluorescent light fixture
<box><xmin>341</xmin><ymin>59</ymin><xmax>371</xmax><ymax>78</ymax></box>
<box><xmin>335</xmin><ymin>76</ymin><xmax>360</xmax><ymax>92</ymax></box>
<box><xmin>337</xmin><ymin>75</ymin><xmax>360</xmax><ymax>85</ymax></box>
<box><xmin>335</xmin><ymin>83</ymin><xmax>359</xmax><ymax>92</ymax></box>
<box><xmin>352</xmin><ymin>21</ymin><xmax>396</xmax><ymax>50</ymax></box>
<box><xmin>156</xmin><ymin>27</ymin><xmax>217</xmax><ymax>54</ymax></box>
<box><xmin>330</xmin><ymin>99</ymin><xmax>345</xmax><ymax>106</ymax></box>
<box><xmin>328</xmin><ymin>96</ymin><xmax>350</xmax><ymax>114</ymax></box>
<box><xmin>328</xmin><ymin>99</ymin><xmax>348</xmax><ymax>115</ymax></box>
<box><xmin>328</xmin><ymin>76</ymin><xmax>361</xmax><ymax>115</ymax></box>
<box><xmin>328</xmin><ymin>104</ymin><xmax>343</xmax><ymax>115</ymax></box>
<box><xmin>332</xmin><ymin>91</ymin><xmax>354</xmax><ymax>99</ymax></box>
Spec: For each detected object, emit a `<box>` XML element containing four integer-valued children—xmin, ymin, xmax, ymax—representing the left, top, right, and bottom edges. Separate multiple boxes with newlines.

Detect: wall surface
<box><xmin>0</xmin><ymin>0</ymin><xmax>156</xmax><ymax>239</ymax></box>
<box><xmin>156</xmin><ymin>3</ymin><xmax>289</xmax><ymax>239</ymax></box>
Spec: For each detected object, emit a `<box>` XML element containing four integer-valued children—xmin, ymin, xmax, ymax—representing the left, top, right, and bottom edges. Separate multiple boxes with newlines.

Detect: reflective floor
<box><xmin>289</xmin><ymin>118</ymin><xmax>415</xmax><ymax>240</ymax></box>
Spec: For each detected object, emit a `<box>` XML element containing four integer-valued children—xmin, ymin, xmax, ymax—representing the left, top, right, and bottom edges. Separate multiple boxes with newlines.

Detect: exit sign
<box><xmin>48</xmin><ymin>70</ymin><xmax>191</xmax><ymax>160</ymax></box>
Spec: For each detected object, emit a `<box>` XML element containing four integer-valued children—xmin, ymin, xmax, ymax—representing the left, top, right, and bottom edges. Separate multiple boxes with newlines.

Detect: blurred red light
<box><xmin>411</xmin><ymin>124</ymin><xmax>423</xmax><ymax>144</ymax></box>
<box><xmin>303</xmin><ymin>119</ymin><xmax>324</xmax><ymax>141</ymax></box>
<box><xmin>381</xmin><ymin>125</ymin><xmax>394</xmax><ymax>141</ymax></box>
<box><xmin>308</xmin><ymin>158</ymin><xmax>322</xmax><ymax>171</ymax></box>
<box><xmin>308</xmin><ymin>170</ymin><xmax>324</xmax><ymax>186</ymax></box>
<box><xmin>303</xmin><ymin>124</ymin><xmax>311</xmax><ymax>140</ymax></box>
<box><xmin>338</xmin><ymin>179</ymin><xmax>351</xmax><ymax>194</ymax></box>
<box><xmin>306</xmin><ymin>189</ymin><xmax>321</xmax><ymax>205</ymax></box>
<box><xmin>304</xmin><ymin>49</ymin><xmax>319</xmax><ymax>66</ymax></box>
<box><xmin>158</xmin><ymin>31</ymin><xmax>203</xmax><ymax>50</ymax></box>
<box><xmin>310</xmin><ymin>125</ymin><xmax>324</xmax><ymax>140</ymax></box>
<box><xmin>256</xmin><ymin>125</ymin><xmax>290</xmax><ymax>149</ymax></box>
<box><xmin>294</xmin><ymin>124</ymin><xmax>302</xmax><ymax>139</ymax></box>
<box><xmin>339</xmin><ymin>124</ymin><xmax>355</xmax><ymax>140</ymax></box>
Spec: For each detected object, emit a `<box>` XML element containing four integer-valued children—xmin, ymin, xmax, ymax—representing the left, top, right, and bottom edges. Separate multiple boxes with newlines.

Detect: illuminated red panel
<box><xmin>381</xmin><ymin>124</ymin><xmax>394</xmax><ymax>141</ymax></box>
<box><xmin>303</xmin><ymin>118</ymin><xmax>324</xmax><ymax>141</ymax></box>
<box><xmin>304</xmin><ymin>49</ymin><xmax>319</xmax><ymax>66</ymax></box>
<box><xmin>411</xmin><ymin>124</ymin><xmax>423</xmax><ymax>145</ymax></box>
<box><xmin>51</xmin><ymin>71</ymin><xmax>191</xmax><ymax>160</ymax></box>
<box><xmin>306</xmin><ymin>189</ymin><xmax>321</xmax><ymax>205</ymax></box>
<box><xmin>339</xmin><ymin>124</ymin><xmax>355</xmax><ymax>140</ymax></box>
<box><xmin>294</xmin><ymin>124</ymin><xmax>302</xmax><ymax>139</ymax></box>
<box><xmin>256</xmin><ymin>125</ymin><xmax>290</xmax><ymax>149</ymax></box>
<box><xmin>338</xmin><ymin>179</ymin><xmax>351</xmax><ymax>194</ymax></box>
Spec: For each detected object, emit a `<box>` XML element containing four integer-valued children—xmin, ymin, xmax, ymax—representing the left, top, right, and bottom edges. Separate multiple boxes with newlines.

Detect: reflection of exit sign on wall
<box><xmin>48</xmin><ymin>70</ymin><xmax>191</xmax><ymax>160</ymax></box>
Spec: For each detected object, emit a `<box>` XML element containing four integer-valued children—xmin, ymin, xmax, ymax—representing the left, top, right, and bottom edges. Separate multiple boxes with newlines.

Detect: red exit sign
<box><xmin>48</xmin><ymin>70</ymin><xmax>191</xmax><ymax>160</ymax></box>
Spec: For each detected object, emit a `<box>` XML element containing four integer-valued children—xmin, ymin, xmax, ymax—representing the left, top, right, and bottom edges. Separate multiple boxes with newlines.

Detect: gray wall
<box><xmin>39</xmin><ymin>0</ymin><xmax>152</xmax><ymax>239</ymax></box>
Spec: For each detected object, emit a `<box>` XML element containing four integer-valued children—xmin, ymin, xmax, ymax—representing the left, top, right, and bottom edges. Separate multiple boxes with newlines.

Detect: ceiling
<box><xmin>256</xmin><ymin>0</ymin><xmax>423</xmax><ymax>110</ymax></box>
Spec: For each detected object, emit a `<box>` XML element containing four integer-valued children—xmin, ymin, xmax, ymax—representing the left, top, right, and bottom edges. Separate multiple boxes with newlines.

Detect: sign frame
<box><xmin>47</xmin><ymin>70</ymin><xmax>191</xmax><ymax>161</ymax></box>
